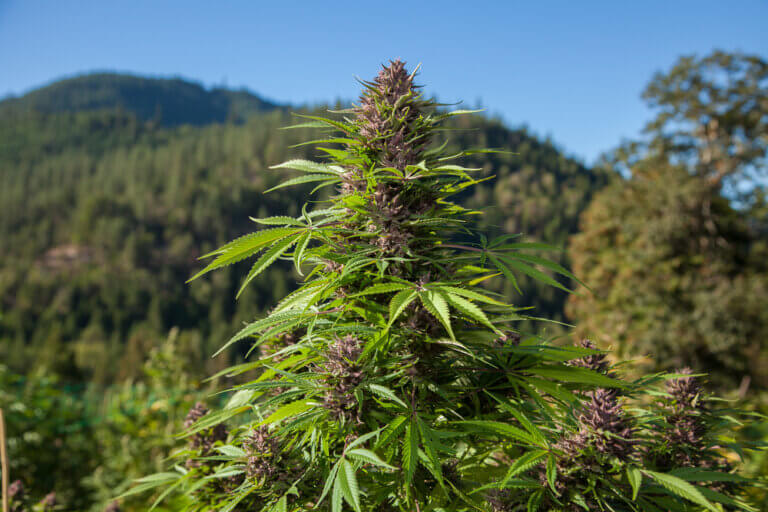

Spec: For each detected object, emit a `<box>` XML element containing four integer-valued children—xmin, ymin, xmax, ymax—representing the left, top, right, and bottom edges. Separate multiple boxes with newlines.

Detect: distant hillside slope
<box><xmin>0</xmin><ymin>73</ymin><xmax>608</xmax><ymax>383</ymax></box>
<box><xmin>0</xmin><ymin>72</ymin><xmax>281</xmax><ymax>126</ymax></box>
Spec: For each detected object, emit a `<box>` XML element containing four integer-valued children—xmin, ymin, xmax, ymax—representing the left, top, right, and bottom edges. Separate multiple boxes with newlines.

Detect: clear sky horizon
<box><xmin>1</xmin><ymin>1</ymin><xmax>766</xmax><ymax>164</ymax></box>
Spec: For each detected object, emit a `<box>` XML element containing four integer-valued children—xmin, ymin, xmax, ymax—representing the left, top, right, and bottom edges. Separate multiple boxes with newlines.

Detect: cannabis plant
<box><xmin>129</xmin><ymin>60</ymin><xmax>762</xmax><ymax>511</ymax></box>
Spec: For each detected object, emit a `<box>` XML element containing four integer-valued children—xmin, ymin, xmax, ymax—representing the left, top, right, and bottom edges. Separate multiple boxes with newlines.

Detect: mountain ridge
<box><xmin>0</xmin><ymin>71</ymin><xmax>284</xmax><ymax>126</ymax></box>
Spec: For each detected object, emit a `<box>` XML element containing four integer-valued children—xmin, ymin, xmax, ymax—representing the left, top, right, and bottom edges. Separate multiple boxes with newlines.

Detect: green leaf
<box><xmin>317</xmin><ymin>461</ymin><xmax>341</xmax><ymax>507</ymax></box>
<box><xmin>643</xmin><ymin>471</ymin><xmax>718</xmax><ymax>512</ymax></box>
<box><xmin>506</xmin><ymin>252</ymin><xmax>585</xmax><ymax>289</ymax></box>
<box><xmin>528</xmin><ymin>365</ymin><xmax>628</xmax><ymax>389</ymax></box>
<box><xmin>527</xmin><ymin>489</ymin><xmax>544</xmax><ymax>512</ymax></box>
<box><xmin>501</xmin><ymin>450</ymin><xmax>548</xmax><ymax>486</ymax></box>
<box><xmin>499</xmin><ymin>256</ymin><xmax>573</xmax><ymax>293</ymax></box>
<box><xmin>293</xmin><ymin>231</ymin><xmax>312</xmax><ymax>275</ymax></box>
<box><xmin>416</xmin><ymin>416</ymin><xmax>444</xmax><ymax>488</ymax></box>
<box><xmin>181</xmin><ymin>406</ymin><xmax>249</xmax><ymax>437</ymax></box>
<box><xmin>699</xmin><ymin>487</ymin><xmax>759</xmax><ymax>512</ymax></box>
<box><xmin>440</xmin><ymin>286</ymin><xmax>506</xmax><ymax>305</ymax></box>
<box><xmin>250</xmin><ymin>216</ymin><xmax>305</xmax><ymax>226</ymax></box>
<box><xmin>215</xmin><ymin>445</ymin><xmax>247</xmax><ymax>458</ymax></box>
<box><xmin>269</xmin><ymin>159</ymin><xmax>343</xmax><ymax>175</ymax></box>
<box><xmin>445</xmin><ymin>292</ymin><xmax>497</xmax><ymax>331</ymax></box>
<box><xmin>419</xmin><ymin>290</ymin><xmax>455</xmax><ymax>340</ymax></box>
<box><xmin>331</xmin><ymin>475</ymin><xmax>343</xmax><ymax>512</ymax></box>
<box><xmin>375</xmin><ymin>416</ymin><xmax>408</xmax><ymax>451</ymax></box>
<box><xmin>266</xmin><ymin>173</ymin><xmax>339</xmax><ymax>193</ymax></box>
<box><xmin>271</xmin><ymin>496</ymin><xmax>288</xmax><ymax>512</ymax></box>
<box><xmin>627</xmin><ymin>466</ymin><xmax>642</xmax><ymax>500</ymax></box>
<box><xmin>258</xmin><ymin>399</ymin><xmax>314</xmax><ymax>426</ymax></box>
<box><xmin>116</xmin><ymin>473</ymin><xmax>181</xmax><ymax>500</ymax></box>
<box><xmin>367</xmin><ymin>384</ymin><xmax>408</xmax><ymax>409</ymax></box>
<box><xmin>134</xmin><ymin>472</ymin><xmax>182</xmax><ymax>484</ymax></box>
<box><xmin>189</xmin><ymin>228</ymin><xmax>300</xmax><ymax>281</ymax></box>
<box><xmin>226</xmin><ymin>389</ymin><xmax>255</xmax><ymax>409</ymax></box>
<box><xmin>387</xmin><ymin>289</ymin><xmax>418</xmax><ymax>329</ymax></box>
<box><xmin>339</xmin><ymin>459</ymin><xmax>362</xmax><ymax>512</ymax></box>
<box><xmin>545</xmin><ymin>455</ymin><xmax>557</xmax><ymax>494</ymax></box>
<box><xmin>346</xmin><ymin>427</ymin><xmax>385</xmax><ymax>450</ymax></box>
<box><xmin>485</xmin><ymin>394</ymin><xmax>548</xmax><ymax>448</ymax></box>
<box><xmin>402</xmin><ymin>421</ymin><xmax>418</xmax><ymax>484</ymax></box>
<box><xmin>455</xmin><ymin>420</ymin><xmax>538</xmax><ymax>445</ymax></box>
<box><xmin>488</xmin><ymin>254</ymin><xmax>521</xmax><ymax>294</ymax></box>
<box><xmin>346</xmin><ymin>448</ymin><xmax>396</xmax><ymax>470</ymax></box>
<box><xmin>212</xmin><ymin>311</ymin><xmax>301</xmax><ymax>357</ymax></box>
<box><xmin>351</xmin><ymin>282</ymin><xmax>412</xmax><ymax>297</ymax></box>
<box><xmin>237</xmin><ymin>233</ymin><xmax>301</xmax><ymax>297</ymax></box>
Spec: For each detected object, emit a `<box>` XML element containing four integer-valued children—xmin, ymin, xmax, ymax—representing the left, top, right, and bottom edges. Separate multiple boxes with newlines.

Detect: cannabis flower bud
<box><xmin>570</xmin><ymin>339</ymin><xmax>610</xmax><ymax>374</ymax></box>
<box><xmin>667</xmin><ymin>367</ymin><xmax>703</xmax><ymax>411</ymax></box>
<box><xmin>40</xmin><ymin>492</ymin><xmax>57</xmax><ymax>511</ymax></box>
<box><xmin>355</xmin><ymin>59</ymin><xmax>426</xmax><ymax>170</ymax></box>
<box><xmin>578</xmin><ymin>388</ymin><xmax>635</xmax><ymax>458</ymax></box>
<box><xmin>184</xmin><ymin>402</ymin><xmax>229</xmax><ymax>468</ymax></box>
<box><xmin>8</xmin><ymin>480</ymin><xmax>24</xmax><ymax>500</ymax></box>
<box><xmin>244</xmin><ymin>426</ymin><xmax>280</xmax><ymax>483</ymax></box>
<box><xmin>319</xmin><ymin>335</ymin><xmax>365</xmax><ymax>421</ymax></box>
<box><xmin>9</xmin><ymin>480</ymin><xmax>26</xmax><ymax>512</ymax></box>
<box><xmin>663</xmin><ymin>368</ymin><xmax>708</xmax><ymax>466</ymax></box>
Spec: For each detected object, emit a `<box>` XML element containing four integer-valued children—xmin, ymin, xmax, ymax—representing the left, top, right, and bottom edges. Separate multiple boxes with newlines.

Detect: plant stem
<box><xmin>0</xmin><ymin>408</ymin><xmax>8</xmax><ymax>512</ymax></box>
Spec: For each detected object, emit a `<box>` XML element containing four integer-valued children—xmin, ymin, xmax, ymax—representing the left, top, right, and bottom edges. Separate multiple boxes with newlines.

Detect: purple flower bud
<box><xmin>570</xmin><ymin>339</ymin><xmax>610</xmax><ymax>374</ymax></box>
<box><xmin>8</xmin><ymin>480</ymin><xmax>24</xmax><ymax>500</ymax></box>
<box><xmin>40</xmin><ymin>492</ymin><xmax>57</xmax><ymax>511</ymax></box>
<box><xmin>666</xmin><ymin>367</ymin><xmax>703</xmax><ymax>410</ymax></box>
<box><xmin>577</xmin><ymin>388</ymin><xmax>635</xmax><ymax>458</ymax></box>
<box><xmin>244</xmin><ymin>426</ymin><xmax>280</xmax><ymax>482</ymax></box>
<box><xmin>353</xmin><ymin>60</ymin><xmax>427</xmax><ymax>171</ymax></box>
<box><xmin>184</xmin><ymin>402</ymin><xmax>228</xmax><ymax>468</ymax></box>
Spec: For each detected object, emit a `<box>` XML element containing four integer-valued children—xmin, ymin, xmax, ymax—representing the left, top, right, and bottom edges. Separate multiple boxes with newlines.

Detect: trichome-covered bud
<box><xmin>485</xmin><ymin>489</ymin><xmax>515</xmax><ymax>512</ymax></box>
<box><xmin>261</xmin><ymin>327</ymin><xmax>306</xmax><ymax>360</ymax></box>
<box><xmin>354</xmin><ymin>59</ymin><xmax>427</xmax><ymax>170</ymax></box>
<box><xmin>323</xmin><ymin>335</ymin><xmax>363</xmax><ymax>379</ymax></box>
<box><xmin>244</xmin><ymin>426</ymin><xmax>280</xmax><ymax>483</ymax></box>
<box><xmin>578</xmin><ymin>388</ymin><xmax>635</xmax><ymax>458</ymax></box>
<box><xmin>663</xmin><ymin>368</ymin><xmax>708</xmax><ymax>466</ymax></box>
<box><xmin>184</xmin><ymin>402</ymin><xmax>209</xmax><ymax>430</ymax></box>
<box><xmin>494</xmin><ymin>330</ymin><xmax>521</xmax><ymax>347</ymax></box>
<box><xmin>666</xmin><ymin>367</ymin><xmax>703</xmax><ymax>411</ymax></box>
<box><xmin>374</xmin><ymin>224</ymin><xmax>413</xmax><ymax>255</ymax></box>
<box><xmin>570</xmin><ymin>339</ymin><xmax>610</xmax><ymax>374</ymax></box>
<box><xmin>323</xmin><ymin>259</ymin><xmax>345</xmax><ymax>274</ymax></box>
<box><xmin>319</xmin><ymin>335</ymin><xmax>365</xmax><ymax>421</ymax></box>
<box><xmin>184</xmin><ymin>402</ymin><xmax>229</xmax><ymax>468</ymax></box>
<box><xmin>373</xmin><ymin>183</ymin><xmax>406</xmax><ymax>220</ymax></box>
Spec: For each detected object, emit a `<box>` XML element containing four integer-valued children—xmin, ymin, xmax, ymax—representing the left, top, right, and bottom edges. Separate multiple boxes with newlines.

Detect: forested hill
<box><xmin>0</xmin><ymin>72</ymin><xmax>282</xmax><ymax>126</ymax></box>
<box><xmin>0</xmin><ymin>73</ymin><xmax>608</xmax><ymax>384</ymax></box>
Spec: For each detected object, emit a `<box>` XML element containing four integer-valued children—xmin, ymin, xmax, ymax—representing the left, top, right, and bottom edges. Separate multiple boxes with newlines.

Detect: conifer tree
<box><xmin>129</xmin><ymin>60</ymin><xmax>762</xmax><ymax>512</ymax></box>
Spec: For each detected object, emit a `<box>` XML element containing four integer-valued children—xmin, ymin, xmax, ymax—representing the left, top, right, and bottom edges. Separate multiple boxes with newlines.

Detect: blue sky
<box><xmin>1</xmin><ymin>1</ymin><xmax>766</xmax><ymax>164</ymax></box>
